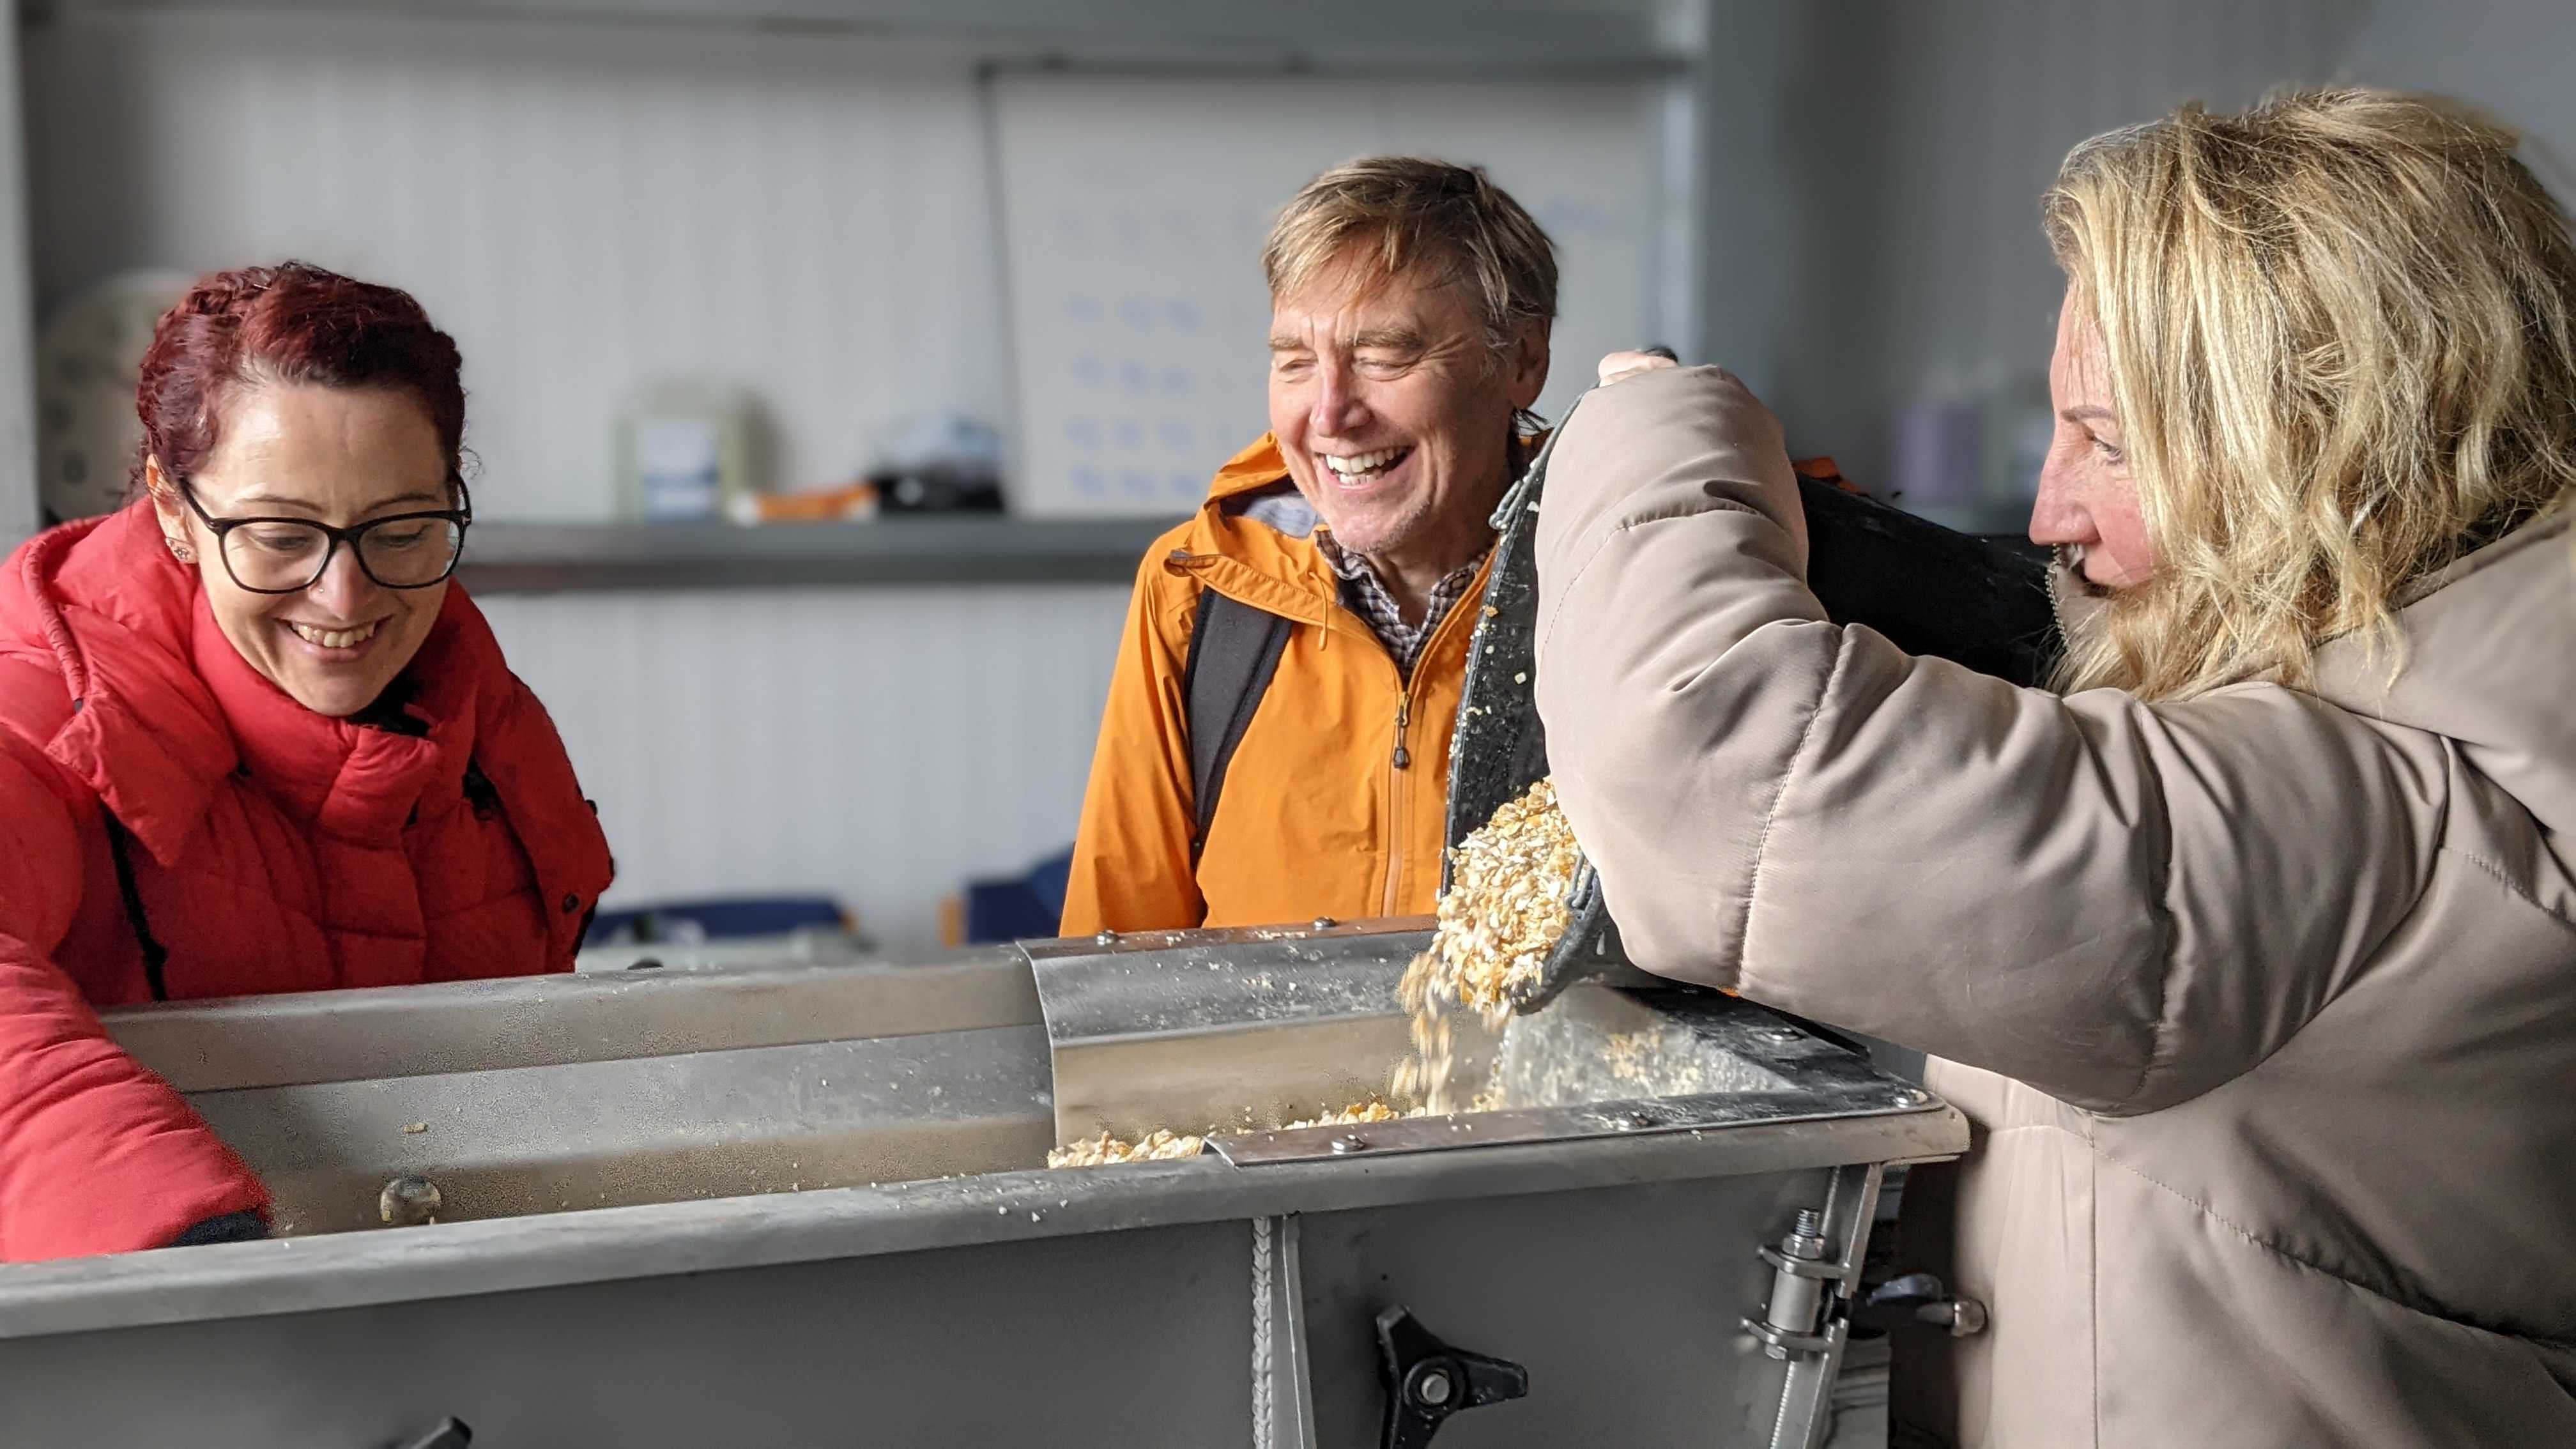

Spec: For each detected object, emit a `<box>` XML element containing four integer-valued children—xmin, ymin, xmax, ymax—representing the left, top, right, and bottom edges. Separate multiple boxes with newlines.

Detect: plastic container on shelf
<box><xmin>613</xmin><ymin>381</ymin><xmax>763</xmax><ymax>523</ymax></box>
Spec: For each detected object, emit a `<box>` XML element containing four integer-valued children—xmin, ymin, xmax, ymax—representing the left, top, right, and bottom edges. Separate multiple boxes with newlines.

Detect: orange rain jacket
<box><xmin>1061</xmin><ymin>434</ymin><xmax>1494</xmax><ymax>935</ymax></box>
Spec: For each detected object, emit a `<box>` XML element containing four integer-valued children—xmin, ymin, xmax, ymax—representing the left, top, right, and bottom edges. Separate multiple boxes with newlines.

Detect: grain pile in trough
<box><xmin>1046</xmin><ymin>1101</ymin><xmax>1413</xmax><ymax>1169</ymax></box>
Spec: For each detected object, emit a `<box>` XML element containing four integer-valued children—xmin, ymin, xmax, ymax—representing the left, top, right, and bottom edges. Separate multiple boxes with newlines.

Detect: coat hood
<box><xmin>1175</xmin><ymin>430</ymin><xmax>1537</xmax><ymax>627</ymax></box>
<box><xmin>2044</xmin><ymin>512</ymin><xmax>2576</xmax><ymax>835</ymax></box>
<box><xmin>2308</xmin><ymin>513</ymin><xmax>2576</xmax><ymax>836</ymax></box>
<box><xmin>0</xmin><ymin>500</ymin><xmax>528</xmax><ymax>864</ymax></box>
<box><xmin>1165</xmin><ymin>433</ymin><xmax>1346</xmax><ymax>625</ymax></box>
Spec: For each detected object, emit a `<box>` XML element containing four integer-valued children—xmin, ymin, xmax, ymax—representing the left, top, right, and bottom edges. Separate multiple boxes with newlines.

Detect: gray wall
<box><xmin>2344</xmin><ymin>0</ymin><xmax>2576</xmax><ymax>170</ymax></box>
<box><xmin>1713</xmin><ymin>1</ymin><xmax>2366</xmax><ymax>522</ymax></box>
<box><xmin>14</xmin><ymin>0</ymin><xmax>2566</xmax><ymax>940</ymax></box>
<box><xmin>0</xmin><ymin>17</ymin><xmax>33</xmax><ymax>547</ymax></box>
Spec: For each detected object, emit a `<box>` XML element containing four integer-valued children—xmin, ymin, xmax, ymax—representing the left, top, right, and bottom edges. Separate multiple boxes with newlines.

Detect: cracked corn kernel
<box><xmin>1395</xmin><ymin>778</ymin><xmax>1581</xmax><ymax>1112</ymax></box>
<box><xmin>1046</xmin><ymin>1129</ymin><xmax>1206</xmax><ymax>1167</ymax></box>
<box><xmin>1046</xmin><ymin>1101</ymin><xmax>1416</xmax><ymax>1169</ymax></box>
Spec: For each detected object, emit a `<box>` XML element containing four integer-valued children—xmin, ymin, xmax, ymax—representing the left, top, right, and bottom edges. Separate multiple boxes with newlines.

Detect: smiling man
<box><xmin>1061</xmin><ymin>158</ymin><xmax>1552</xmax><ymax>933</ymax></box>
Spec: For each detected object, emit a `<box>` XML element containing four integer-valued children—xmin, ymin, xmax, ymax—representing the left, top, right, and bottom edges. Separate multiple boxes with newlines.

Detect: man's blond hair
<box><xmin>1262</xmin><ymin>157</ymin><xmax>1558</xmax><ymax>353</ymax></box>
<box><xmin>2046</xmin><ymin>88</ymin><xmax>2576</xmax><ymax>700</ymax></box>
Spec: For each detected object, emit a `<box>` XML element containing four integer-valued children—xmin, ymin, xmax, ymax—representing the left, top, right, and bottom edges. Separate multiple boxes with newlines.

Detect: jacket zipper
<box><xmin>1377</xmin><ymin>576</ymin><xmax>1485</xmax><ymax>917</ymax></box>
<box><xmin>1379</xmin><ymin>676</ymin><xmax>1411</xmax><ymax>918</ymax></box>
<box><xmin>1344</xmin><ymin>539</ymin><xmax>1500</xmax><ymax>918</ymax></box>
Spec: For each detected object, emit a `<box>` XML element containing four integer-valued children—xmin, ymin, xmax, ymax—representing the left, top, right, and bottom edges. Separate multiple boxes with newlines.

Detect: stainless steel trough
<box><xmin>0</xmin><ymin>921</ymin><xmax>1963</xmax><ymax>1448</ymax></box>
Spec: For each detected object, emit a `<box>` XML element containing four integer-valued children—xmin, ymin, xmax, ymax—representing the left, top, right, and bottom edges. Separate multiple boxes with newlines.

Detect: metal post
<box><xmin>0</xmin><ymin>15</ymin><xmax>38</xmax><ymax>548</ymax></box>
<box><xmin>1648</xmin><ymin>0</ymin><xmax>1711</xmax><ymax>364</ymax></box>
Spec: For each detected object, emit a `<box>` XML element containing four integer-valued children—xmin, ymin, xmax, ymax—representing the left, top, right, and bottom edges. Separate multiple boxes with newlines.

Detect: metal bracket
<box><xmin>1755</xmin><ymin>1164</ymin><xmax>1882</xmax><ymax>1449</ymax></box>
<box><xmin>1745</xmin><ymin>1208</ymin><xmax>1846</xmax><ymax>1363</ymax></box>
<box><xmin>1376</xmin><ymin>1306</ymin><xmax>1529</xmax><ymax>1449</ymax></box>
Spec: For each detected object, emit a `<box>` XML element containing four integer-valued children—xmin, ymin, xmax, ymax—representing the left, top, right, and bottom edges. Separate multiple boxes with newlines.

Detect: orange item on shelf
<box><xmin>726</xmin><ymin>481</ymin><xmax>879</xmax><ymax>525</ymax></box>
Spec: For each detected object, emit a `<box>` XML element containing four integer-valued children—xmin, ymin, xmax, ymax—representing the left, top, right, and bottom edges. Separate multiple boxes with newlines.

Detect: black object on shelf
<box><xmin>871</xmin><ymin>468</ymin><xmax>1006</xmax><ymax>515</ymax></box>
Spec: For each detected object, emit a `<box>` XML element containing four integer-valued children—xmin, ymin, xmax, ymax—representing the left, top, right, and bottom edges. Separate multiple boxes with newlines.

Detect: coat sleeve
<box><xmin>0</xmin><ymin>740</ymin><xmax>268</xmax><ymax>1259</ymax></box>
<box><xmin>1059</xmin><ymin>549</ymin><xmax>1206</xmax><ymax>935</ymax></box>
<box><xmin>1533</xmin><ymin>366</ymin><xmax>2444</xmax><ymax>1117</ymax></box>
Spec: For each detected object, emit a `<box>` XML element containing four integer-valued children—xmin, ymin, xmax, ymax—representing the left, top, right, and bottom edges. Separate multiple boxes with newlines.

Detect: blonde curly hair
<box><xmin>2044</xmin><ymin>88</ymin><xmax>2576</xmax><ymax>699</ymax></box>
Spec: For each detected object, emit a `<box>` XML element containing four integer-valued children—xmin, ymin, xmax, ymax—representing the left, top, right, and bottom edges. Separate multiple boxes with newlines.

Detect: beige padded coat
<box><xmin>1532</xmin><ymin>367</ymin><xmax>2576</xmax><ymax>1447</ymax></box>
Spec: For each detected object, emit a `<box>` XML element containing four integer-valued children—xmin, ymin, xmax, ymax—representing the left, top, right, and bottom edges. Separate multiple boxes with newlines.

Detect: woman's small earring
<box><xmin>165</xmin><ymin>538</ymin><xmax>194</xmax><ymax>563</ymax></box>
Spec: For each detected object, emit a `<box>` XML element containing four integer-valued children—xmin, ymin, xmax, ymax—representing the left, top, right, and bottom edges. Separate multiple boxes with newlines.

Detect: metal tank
<box><xmin>0</xmin><ymin>923</ymin><xmax>1961</xmax><ymax>1448</ymax></box>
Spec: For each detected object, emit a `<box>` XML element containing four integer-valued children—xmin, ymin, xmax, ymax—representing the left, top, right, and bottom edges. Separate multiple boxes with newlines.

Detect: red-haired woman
<box><xmin>0</xmin><ymin>263</ymin><xmax>612</xmax><ymax>1259</ymax></box>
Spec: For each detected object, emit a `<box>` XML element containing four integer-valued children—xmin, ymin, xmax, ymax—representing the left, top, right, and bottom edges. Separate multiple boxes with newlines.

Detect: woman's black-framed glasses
<box><xmin>179</xmin><ymin>478</ymin><xmax>473</xmax><ymax>594</ymax></box>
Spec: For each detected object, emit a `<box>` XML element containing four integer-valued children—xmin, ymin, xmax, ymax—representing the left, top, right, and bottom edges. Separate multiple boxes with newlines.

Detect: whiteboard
<box><xmin>992</xmin><ymin>73</ymin><xmax>1657</xmax><ymax>518</ymax></box>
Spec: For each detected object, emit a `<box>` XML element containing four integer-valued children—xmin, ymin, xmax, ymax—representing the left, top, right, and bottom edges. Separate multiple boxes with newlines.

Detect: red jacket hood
<box><xmin>0</xmin><ymin>500</ymin><xmax>540</xmax><ymax>866</ymax></box>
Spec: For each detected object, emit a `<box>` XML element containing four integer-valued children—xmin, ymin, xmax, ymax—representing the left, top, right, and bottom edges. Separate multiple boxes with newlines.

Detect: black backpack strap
<box><xmin>103</xmin><ymin>811</ymin><xmax>171</xmax><ymax>1002</ymax></box>
<box><xmin>1182</xmin><ymin>586</ymin><xmax>1293</xmax><ymax>865</ymax></box>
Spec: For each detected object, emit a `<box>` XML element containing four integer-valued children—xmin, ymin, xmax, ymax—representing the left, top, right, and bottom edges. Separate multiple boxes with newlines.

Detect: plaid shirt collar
<box><xmin>1313</xmin><ymin>530</ymin><xmax>1491</xmax><ymax>680</ymax></box>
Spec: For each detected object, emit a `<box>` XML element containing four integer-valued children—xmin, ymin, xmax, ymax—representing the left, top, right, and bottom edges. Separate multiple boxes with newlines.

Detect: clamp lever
<box><xmin>1376</xmin><ymin>1305</ymin><xmax>1528</xmax><ymax>1449</ymax></box>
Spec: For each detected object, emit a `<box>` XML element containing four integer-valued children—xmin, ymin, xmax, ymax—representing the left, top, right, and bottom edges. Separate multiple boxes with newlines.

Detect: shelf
<box><xmin>57</xmin><ymin>0</ymin><xmax>1682</xmax><ymax>73</ymax></box>
<box><xmin>453</xmin><ymin>516</ymin><xmax>1174</xmax><ymax>594</ymax></box>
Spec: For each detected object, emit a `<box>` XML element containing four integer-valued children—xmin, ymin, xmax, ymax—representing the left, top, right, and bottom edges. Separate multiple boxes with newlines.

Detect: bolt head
<box><xmin>379</xmin><ymin>1175</ymin><xmax>443</xmax><ymax>1227</ymax></box>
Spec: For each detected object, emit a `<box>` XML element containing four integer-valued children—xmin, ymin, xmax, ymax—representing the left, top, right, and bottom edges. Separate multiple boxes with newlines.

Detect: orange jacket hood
<box><xmin>1060</xmin><ymin>433</ymin><xmax>1499</xmax><ymax>935</ymax></box>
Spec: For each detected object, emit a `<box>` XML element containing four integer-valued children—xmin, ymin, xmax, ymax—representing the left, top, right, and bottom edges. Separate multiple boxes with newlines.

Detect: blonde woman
<box><xmin>1537</xmin><ymin>91</ymin><xmax>2576</xmax><ymax>1445</ymax></box>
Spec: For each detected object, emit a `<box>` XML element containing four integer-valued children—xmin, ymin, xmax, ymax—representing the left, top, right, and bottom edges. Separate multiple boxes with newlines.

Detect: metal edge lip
<box><xmin>108</xmin><ymin>949</ymin><xmax>1045</xmax><ymax>1092</ymax></box>
<box><xmin>1207</xmin><ymin>1085</ymin><xmax>1943</xmax><ymax>1166</ymax></box>
<box><xmin>1018</xmin><ymin>917</ymin><xmax>1435</xmax><ymax>960</ymax></box>
<box><xmin>0</xmin><ymin>1105</ymin><xmax>1968</xmax><ymax>1343</ymax></box>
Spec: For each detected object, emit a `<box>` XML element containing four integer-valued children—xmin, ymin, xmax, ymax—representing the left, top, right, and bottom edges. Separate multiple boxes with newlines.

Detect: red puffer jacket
<box><xmin>0</xmin><ymin>502</ymin><xmax>613</xmax><ymax>1261</ymax></box>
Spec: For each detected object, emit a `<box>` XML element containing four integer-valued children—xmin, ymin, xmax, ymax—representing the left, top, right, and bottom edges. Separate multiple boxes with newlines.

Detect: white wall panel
<box><xmin>477</xmin><ymin>585</ymin><xmax>1129</xmax><ymax>949</ymax></box>
<box><xmin>991</xmin><ymin>71</ymin><xmax>1656</xmax><ymax>516</ymax></box>
<box><xmin>23</xmin><ymin>10</ymin><xmax>1006</xmax><ymax>521</ymax></box>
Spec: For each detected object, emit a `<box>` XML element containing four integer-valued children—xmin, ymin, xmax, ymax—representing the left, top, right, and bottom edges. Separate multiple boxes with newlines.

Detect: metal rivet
<box><xmin>1310</xmin><ymin>916</ymin><xmax>1337</xmax><ymax>931</ymax></box>
<box><xmin>1898</xmin><ymin>1087</ymin><xmax>1931</xmax><ymax>1107</ymax></box>
<box><xmin>627</xmin><ymin>958</ymin><xmax>664</xmax><ymax>971</ymax></box>
<box><xmin>560</xmin><ymin>894</ymin><xmax>579</xmax><ymax>914</ymax></box>
<box><xmin>1328</xmin><ymin>1135</ymin><xmax>1370</xmax><ymax>1154</ymax></box>
<box><xmin>379</xmin><ymin>1175</ymin><xmax>443</xmax><ymax>1228</ymax></box>
<box><xmin>1415</xmin><ymin>1368</ymin><xmax>1453</xmax><ymax>1406</ymax></box>
<box><xmin>1621</xmin><ymin>1109</ymin><xmax>1657</xmax><ymax>1130</ymax></box>
<box><xmin>1094</xmin><ymin>930</ymin><xmax>1119</xmax><ymax>945</ymax></box>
